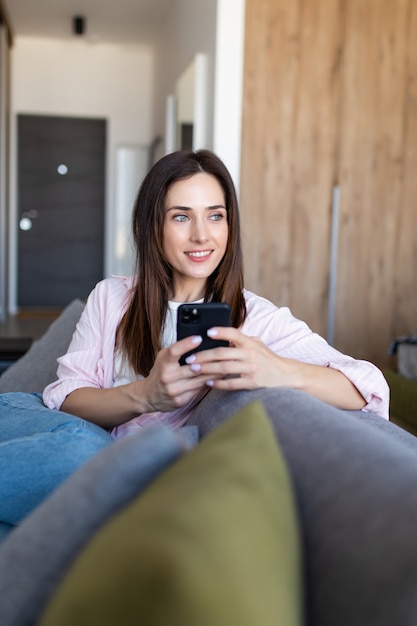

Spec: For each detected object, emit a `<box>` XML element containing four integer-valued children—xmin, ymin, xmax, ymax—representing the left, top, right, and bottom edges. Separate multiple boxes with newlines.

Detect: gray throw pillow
<box><xmin>0</xmin><ymin>299</ymin><xmax>84</xmax><ymax>393</ymax></box>
<box><xmin>0</xmin><ymin>423</ymin><xmax>197</xmax><ymax>626</ymax></box>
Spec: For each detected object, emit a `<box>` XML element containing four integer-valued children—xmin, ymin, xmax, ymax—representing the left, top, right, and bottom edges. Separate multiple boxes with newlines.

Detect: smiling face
<box><xmin>163</xmin><ymin>172</ymin><xmax>229</xmax><ymax>302</ymax></box>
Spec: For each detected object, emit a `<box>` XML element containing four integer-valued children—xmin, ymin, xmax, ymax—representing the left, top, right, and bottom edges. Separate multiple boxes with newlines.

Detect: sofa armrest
<box><xmin>0</xmin><ymin>300</ymin><xmax>84</xmax><ymax>394</ymax></box>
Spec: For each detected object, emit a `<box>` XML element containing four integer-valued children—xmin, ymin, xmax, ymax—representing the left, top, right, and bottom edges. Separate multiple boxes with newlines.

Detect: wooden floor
<box><xmin>0</xmin><ymin>309</ymin><xmax>62</xmax><ymax>340</ymax></box>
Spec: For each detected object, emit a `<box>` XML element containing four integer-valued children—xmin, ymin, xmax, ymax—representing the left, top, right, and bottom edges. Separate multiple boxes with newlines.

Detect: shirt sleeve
<box><xmin>43</xmin><ymin>277</ymin><xmax>128</xmax><ymax>410</ymax></box>
<box><xmin>242</xmin><ymin>291</ymin><xmax>390</xmax><ymax>419</ymax></box>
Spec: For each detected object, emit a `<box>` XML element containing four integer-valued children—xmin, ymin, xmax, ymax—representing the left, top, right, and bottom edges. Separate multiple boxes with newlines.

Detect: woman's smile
<box><xmin>185</xmin><ymin>249</ymin><xmax>213</xmax><ymax>261</ymax></box>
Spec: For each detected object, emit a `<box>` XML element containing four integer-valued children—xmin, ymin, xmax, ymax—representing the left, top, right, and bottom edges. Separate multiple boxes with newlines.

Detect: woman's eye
<box><xmin>173</xmin><ymin>214</ymin><xmax>188</xmax><ymax>222</ymax></box>
<box><xmin>209</xmin><ymin>213</ymin><xmax>225</xmax><ymax>221</ymax></box>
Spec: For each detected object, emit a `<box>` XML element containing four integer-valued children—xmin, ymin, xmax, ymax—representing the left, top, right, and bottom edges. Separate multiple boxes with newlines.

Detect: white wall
<box><xmin>212</xmin><ymin>0</ymin><xmax>246</xmax><ymax>192</ymax></box>
<box><xmin>9</xmin><ymin>36</ymin><xmax>154</xmax><ymax>311</ymax></box>
<box><xmin>152</xmin><ymin>0</ymin><xmax>245</xmax><ymax>191</ymax></box>
<box><xmin>152</xmin><ymin>0</ymin><xmax>217</xmax><ymax>161</ymax></box>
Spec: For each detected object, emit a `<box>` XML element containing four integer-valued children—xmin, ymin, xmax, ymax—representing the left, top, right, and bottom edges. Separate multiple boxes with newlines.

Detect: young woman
<box><xmin>0</xmin><ymin>149</ymin><xmax>389</xmax><ymax>540</ymax></box>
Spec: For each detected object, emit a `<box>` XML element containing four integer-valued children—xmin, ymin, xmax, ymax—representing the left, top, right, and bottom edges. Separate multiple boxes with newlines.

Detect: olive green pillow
<box><xmin>39</xmin><ymin>401</ymin><xmax>303</xmax><ymax>626</ymax></box>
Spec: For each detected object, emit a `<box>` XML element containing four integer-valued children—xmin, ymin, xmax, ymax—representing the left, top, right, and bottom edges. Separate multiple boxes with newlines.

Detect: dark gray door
<box><xmin>17</xmin><ymin>114</ymin><xmax>106</xmax><ymax>307</ymax></box>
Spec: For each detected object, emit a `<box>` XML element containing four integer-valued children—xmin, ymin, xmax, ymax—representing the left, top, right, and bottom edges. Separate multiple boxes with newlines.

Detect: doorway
<box><xmin>17</xmin><ymin>114</ymin><xmax>106</xmax><ymax>308</ymax></box>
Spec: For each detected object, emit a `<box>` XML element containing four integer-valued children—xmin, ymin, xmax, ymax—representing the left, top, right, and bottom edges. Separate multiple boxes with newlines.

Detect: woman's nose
<box><xmin>190</xmin><ymin>219</ymin><xmax>209</xmax><ymax>242</ymax></box>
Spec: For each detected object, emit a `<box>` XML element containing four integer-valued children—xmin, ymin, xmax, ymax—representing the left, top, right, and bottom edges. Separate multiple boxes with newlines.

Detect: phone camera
<box><xmin>191</xmin><ymin>308</ymin><xmax>201</xmax><ymax>323</ymax></box>
<box><xmin>181</xmin><ymin>307</ymin><xmax>200</xmax><ymax>324</ymax></box>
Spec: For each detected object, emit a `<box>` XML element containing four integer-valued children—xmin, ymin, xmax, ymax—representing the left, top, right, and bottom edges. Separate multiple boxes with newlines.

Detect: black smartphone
<box><xmin>177</xmin><ymin>302</ymin><xmax>232</xmax><ymax>366</ymax></box>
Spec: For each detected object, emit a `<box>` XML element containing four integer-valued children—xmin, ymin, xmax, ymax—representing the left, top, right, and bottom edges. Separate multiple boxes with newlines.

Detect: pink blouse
<box><xmin>43</xmin><ymin>275</ymin><xmax>389</xmax><ymax>437</ymax></box>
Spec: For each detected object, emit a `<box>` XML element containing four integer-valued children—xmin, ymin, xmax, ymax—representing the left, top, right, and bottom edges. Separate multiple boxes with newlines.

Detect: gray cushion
<box><xmin>38</xmin><ymin>402</ymin><xmax>302</xmax><ymax>626</ymax></box>
<box><xmin>0</xmin><ymin>299</ymin><xmax>84</xmax><ymax>393</ymax></box>
<box><xmin>189</xmin><ymin>387</ymin><xmax>417</xmax><ymax>626</ymax></box>
<box><xmin>0</xmin><ymin>423</ymin><xmax>196</xmax><ymax>626</ymax></box>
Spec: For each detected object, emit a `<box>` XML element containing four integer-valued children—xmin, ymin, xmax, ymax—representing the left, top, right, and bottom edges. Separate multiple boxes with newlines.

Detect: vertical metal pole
<box><xmin>327</xmin><ymin>186</ymin><xmax>340</xmax><ymax>346</ymax></box>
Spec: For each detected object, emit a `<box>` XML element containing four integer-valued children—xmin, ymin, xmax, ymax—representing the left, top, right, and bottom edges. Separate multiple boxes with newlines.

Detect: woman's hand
<box><xmin>182</xmin><ymin>327</ymin><xmax>297</xmax><ymax>390</ymax></box>
<box><xmin>183</xmin><ymin>326</ymin><xmax>366</xmax><ymax>411</ymax></box>
<box><xmin>138</xmin><ymin>334</ymin><xmax>216</xmax><ymax>413</ymax></box>
<box><xmin>62</xmin><ymin>334</ymin><xmax>216</xmax><ymax>428</ymax></box>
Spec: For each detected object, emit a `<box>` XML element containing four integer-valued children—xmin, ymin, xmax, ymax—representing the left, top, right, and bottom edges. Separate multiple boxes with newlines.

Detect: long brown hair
<box><xmin>118</xmin><ymin>149</ymin><xmax>246</xmax><ymax>376</ymax></box>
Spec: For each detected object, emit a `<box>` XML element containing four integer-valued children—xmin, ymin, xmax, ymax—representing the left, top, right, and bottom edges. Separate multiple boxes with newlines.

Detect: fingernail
<box><xmin>191</xmin><ymin>335</ymin><xmax>203</xmax><ymax>344</ymax></box>
<box><xmin>190</xmin><ymin>363</ymin><xmax>201</xmax><ymax>372</ymax></box>
<box><xmin>207</xmin><ymin>329</ymin><xmax>218</xmax><ymax>337</ymax></box>
<box><xmin>185</xmin><ymin>354</ymin><xmax>196</xmax><ymax>364</ymax></box>
<box><xmin>206</xmin><ymin>380</ymin><xmax>214</xmax><ymax>387</ymax></box>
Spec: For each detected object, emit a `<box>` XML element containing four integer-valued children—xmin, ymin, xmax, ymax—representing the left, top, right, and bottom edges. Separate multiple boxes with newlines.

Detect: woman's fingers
<box><xmin>180</xmin><ymin>328</ymin><xmax>288</xmax><ymax>389</ymax></box>
<box><xmin>166</xmin><ymin>334</ymin><xmax>203</xmax><ymax>364</ymax></box>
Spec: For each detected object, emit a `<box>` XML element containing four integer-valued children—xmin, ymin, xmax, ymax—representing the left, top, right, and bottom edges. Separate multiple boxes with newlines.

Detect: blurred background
<box><xmin>0</xmin><ymin>0</ymin><xmax>416</xmax><ymax>370</ymax></box>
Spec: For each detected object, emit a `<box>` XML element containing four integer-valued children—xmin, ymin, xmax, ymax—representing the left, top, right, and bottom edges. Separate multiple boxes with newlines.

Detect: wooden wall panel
<box><xmin>240</xmin><ymin>0</ymin><xmax>301</xmax><ymax>311</ymax></box>
<box><xmin>335</xmin><ymin>0</ymin><xmax>411</xmax><ymax>365</ymax></box>
<box><xmin>240</xmin><ymin>0</ymin><xmax>342</xmax><ymax>337</ymax></box>
<box><xmin>393</xmin><ymin>0</ymin><xmax>417</xmax><ymax>338</ymax></box>
<box><xmin>240</xmin><ymin>0</ymin><xmax>416</xmax><ymax>368</ymax></box>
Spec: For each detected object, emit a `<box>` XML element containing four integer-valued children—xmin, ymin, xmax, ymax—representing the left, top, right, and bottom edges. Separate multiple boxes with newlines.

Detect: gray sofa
<box><xmin>1</xmin><ymin>300</ymin><xmax>417</xmax><ymax>626</ymax></box>
<box><xmin>0</xmin><ymin>299</ymin><xmax>87</xmax><ymax>395</ymax></box>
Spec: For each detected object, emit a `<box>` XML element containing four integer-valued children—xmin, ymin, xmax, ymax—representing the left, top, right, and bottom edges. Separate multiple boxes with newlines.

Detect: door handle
<box><xmin>19</xmin><ymin>210</ymin><xmax>39</xmax><ymax>231</ymax></box>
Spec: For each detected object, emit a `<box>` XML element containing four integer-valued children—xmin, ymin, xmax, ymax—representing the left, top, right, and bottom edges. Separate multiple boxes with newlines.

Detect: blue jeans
<box><xmin>0</xmin><ymin>392</ymin><xmax>114</xmax><ymax>542</ymax></box>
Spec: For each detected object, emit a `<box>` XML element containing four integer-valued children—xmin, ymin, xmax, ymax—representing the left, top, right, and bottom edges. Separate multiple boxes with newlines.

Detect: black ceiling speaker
<box><xmin>73</xmin><ymin>16</ymin><xmax>86</xmax><ymax>36</ymax></box>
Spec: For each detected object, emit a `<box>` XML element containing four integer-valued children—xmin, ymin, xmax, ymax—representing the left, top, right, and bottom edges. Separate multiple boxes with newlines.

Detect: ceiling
<box><xmin>2</xmin><ymin>0</ymin><xmax>173</xmax><ymax>46</ymax></box>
